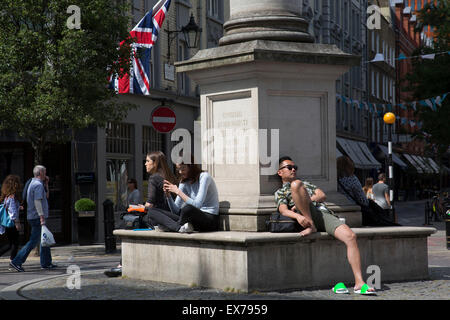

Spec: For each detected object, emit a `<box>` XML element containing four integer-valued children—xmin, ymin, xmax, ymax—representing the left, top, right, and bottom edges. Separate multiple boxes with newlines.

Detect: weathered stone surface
<box><xmin>176</xmin><ymin>40</ymin><xmax>360</xmax><ymax>73</ymax></box>
<box><xmin>115</xmin><ymin>227</ymin><xmax>436</xmax><ymax>292</ymax></box>
<box><xmin>220</xmin><ymin>0</ymin><xmax>313</xmax><ymax>45</ymax></box>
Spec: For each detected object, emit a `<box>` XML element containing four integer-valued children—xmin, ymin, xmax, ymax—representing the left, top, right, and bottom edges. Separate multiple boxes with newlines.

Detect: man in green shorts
<box><xmin>275</xmin><ymin>156</ymin><xmax>376</xmax><ymax>294</ymax></box>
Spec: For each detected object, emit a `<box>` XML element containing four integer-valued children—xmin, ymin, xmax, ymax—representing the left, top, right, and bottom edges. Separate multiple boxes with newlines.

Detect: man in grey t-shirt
<box><xmin>10</xmin><ymin>165</ymin><xmax>55</xmax><ymax>272</ymax></box>
<box><xmin>372</xmin><ymin>173</ymin><xmax>391</xmax><ymax>210</ymax></box>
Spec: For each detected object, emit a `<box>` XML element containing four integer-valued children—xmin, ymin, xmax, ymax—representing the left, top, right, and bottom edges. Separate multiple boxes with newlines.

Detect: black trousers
<box><xmin>0</xmin><ymin>227</ymin><xmax>19</xmax><ymax>260</ymax></box>
<box><xmin>145</xmin><ymin>205</ymin><xmax>219</xmax><ymax>232</ymax></box>
<box><xmin>145</xmin><ymin>207</ymin><xmax>182</xmax><ymax>231</ymax></box>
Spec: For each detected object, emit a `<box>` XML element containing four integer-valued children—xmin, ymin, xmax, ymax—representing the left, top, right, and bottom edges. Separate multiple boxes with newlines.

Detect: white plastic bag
<box><xmin>41</xmin><ymin>225</ymin><xmax>56</xmax><ymax>247</ymax></box>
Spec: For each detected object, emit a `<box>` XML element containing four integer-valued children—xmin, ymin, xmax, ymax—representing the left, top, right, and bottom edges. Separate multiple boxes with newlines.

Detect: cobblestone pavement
<box><xmin>1</xmin><ymin>199</ymin><xmax>449</xmax><ymax>301</ymax></box>
<box><xmin>16</xmin><ymin>268</ymin><xmax>450</xmax><ymax>300</ymax></box>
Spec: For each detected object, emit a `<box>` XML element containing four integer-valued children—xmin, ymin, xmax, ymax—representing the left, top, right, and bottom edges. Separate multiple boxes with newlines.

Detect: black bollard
<box><xmin>424</xmin><ymin>201</ymin><xmax>431</xmax><ymax>225</ymax></box>
<box><xmin>446</xmin><ymin>210</ymin><xmax>450</xmax><ymax>250</ymax></box>
<box><xmin>103</xmin><ymin>199</ymin><xmax>116</xmax><ymax>253</ymax></box>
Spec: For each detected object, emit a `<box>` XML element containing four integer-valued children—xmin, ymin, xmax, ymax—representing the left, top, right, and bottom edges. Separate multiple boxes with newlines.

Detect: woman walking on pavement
<box><xmin>363</xmin><ymin>177</ymin><xmax>375</xmax><ymax>200</ymax></box>
<box><xmin>0</xmin><ymin>175</ymin><xmax>23</xmax><ymax>262</ymax></box>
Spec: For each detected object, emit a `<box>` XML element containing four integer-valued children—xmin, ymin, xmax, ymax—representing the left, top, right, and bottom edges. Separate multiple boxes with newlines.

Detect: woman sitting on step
<box><xmin>146</xmin><ymin>159</ymin><xmax>219</xmax><ymax>233</ymax></box>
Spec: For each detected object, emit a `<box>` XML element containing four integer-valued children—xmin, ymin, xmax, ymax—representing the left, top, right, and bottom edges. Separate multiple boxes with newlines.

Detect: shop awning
<box><xmin>403</xmin><ymin>154</ymin><xmax>424</xmax><ymax>173</ymax></box>
<box><xmin>419</xmin><ymin>157</ymin><xmax>436</xmax><ymax>174</ymax></box>
<box><xmin>355</xmin><ymin>141</ymin><xmax>382</xmax><ymax>168</ymax></box>
<box><xmin>336</xmin><ymin>148</ymin><xmax>343</xmax><ymax>158</ymax></box>
<box><xmin>336</xmin><ymin>137</ymin><xmax>381</xmax><ymax>169</ymax></box>
<box><xmin>412</xmin><ymin>155</ymin><xmax>434</xmax><ymax>174</ymax></box>
<box><xmin>377</xmin><ymin>145</ymin><xmax>408</xmax><ymax>169</ymax></box>
<box><xmin>423</xmin><ymin>157</ymin><xmax>440</xmax><ymax>174</ymax></box>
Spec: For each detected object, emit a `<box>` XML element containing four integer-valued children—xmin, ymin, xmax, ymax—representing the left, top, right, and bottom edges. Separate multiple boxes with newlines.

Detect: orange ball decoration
<box><xmin>383</xmin><ymin>112</ymin><xmax>396</xmax><ymax>124</ymax></box>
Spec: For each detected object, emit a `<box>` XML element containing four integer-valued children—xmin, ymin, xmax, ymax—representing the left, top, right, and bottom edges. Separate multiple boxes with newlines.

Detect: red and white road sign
<box><xmin>151</xmin><ymin>106</ymin><xmax>176</xmax><ymax>133</ymax></box>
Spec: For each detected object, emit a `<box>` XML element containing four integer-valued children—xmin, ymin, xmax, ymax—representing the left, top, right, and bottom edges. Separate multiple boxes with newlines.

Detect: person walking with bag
<box><xmin>9</xmin><ymin>165</ymin><xmax>56</xmax><ymax>272</ymax></box>
<box><xmin>0</xmin><ymin>175</ymin><xmax>23</xmax><ymax>262</ymax></box>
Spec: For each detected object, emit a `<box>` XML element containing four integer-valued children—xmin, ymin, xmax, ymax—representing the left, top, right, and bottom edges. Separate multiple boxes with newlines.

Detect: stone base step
<box><xmin>114</xmin><ymin>226</ymin><xmax>436</xmax><ymax>292</ymax></box>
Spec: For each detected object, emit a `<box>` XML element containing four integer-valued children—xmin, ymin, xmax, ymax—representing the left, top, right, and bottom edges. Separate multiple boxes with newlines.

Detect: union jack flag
<box><xmin>110</xmin><ymin>0</ymin><xmax>171</xmax><ymax>95</ymax></box>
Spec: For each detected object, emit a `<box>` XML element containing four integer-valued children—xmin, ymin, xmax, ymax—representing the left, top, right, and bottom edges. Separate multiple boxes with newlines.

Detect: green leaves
<box><xmin>406</xmin><ymin>2</ymin><xmax>450</xmax><ymax>162</ymax></box>
<box><xmin>0</xmin><ymin>0</ymin><xmax>136</xmax><ymax>162</ymax></box>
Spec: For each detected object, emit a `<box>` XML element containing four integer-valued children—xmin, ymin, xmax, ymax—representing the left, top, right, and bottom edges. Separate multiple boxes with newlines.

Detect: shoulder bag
<box><xmin>266</xmin><ymin>212</ymin><xmax>304</xmax><ymax>233</ymax></box>
<box><xmin>0</xmin><ymin>198</ymin><xmax>15</xmax><ymax>228</ymax></box>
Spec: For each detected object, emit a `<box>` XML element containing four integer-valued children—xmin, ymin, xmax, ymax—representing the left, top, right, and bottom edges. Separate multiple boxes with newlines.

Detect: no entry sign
<box><xmin>151</xmin><ymin>106</ymin><xmax>176</xmax><ymax>133</ymax></box>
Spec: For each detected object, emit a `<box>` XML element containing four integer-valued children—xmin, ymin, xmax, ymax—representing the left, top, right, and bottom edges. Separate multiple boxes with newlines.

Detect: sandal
<box><xmin>354</xmin><ymin>283</ymin><xmax>376</xmax><ymax>295</ymax></box>
<box><xmin>332</xmin><ymin>282</ymin><xmax>349</xmax><ymax>294</ymax></box>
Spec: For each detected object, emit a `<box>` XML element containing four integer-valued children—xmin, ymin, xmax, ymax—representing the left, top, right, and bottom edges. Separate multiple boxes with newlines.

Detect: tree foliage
<box><xmin>0</xmin><ymin>0</ymin><xmax>136</xmax><ymax>163</ymax></box>
<box><xmin>406</xmin><ymin>1</ymin><xmax>450</xmax><ymax>161</ymax></box>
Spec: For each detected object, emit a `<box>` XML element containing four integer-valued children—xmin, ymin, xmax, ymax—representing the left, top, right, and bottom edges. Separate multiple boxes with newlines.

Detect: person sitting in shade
<box><xmin>126</xmin><ymin>178</ymin><xmax>141</xmax><ymax>207</ymax></box>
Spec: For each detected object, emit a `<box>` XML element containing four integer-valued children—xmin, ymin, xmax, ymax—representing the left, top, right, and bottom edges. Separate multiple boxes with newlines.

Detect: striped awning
<box><xmin>336</xmin><ymin>137</ymin><xmax>381</xmax><ymax>169</ymax></box>
<box><xmin>377</xmin><ymin>145</ymin><xmax>408</xmax><ymax>169</ymax></box>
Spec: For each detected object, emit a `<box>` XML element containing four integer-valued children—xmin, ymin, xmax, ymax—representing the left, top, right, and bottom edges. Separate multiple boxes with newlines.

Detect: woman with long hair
<box><xmin>163</xmin><ymin>160</ymin><xmax>219</xmax><ymax>233</ymax></box>
<box><xmin>105</xmin><ymin>151</ymin><xmax>178</xmax><ymax>277</ymax></box>
<box><xmin>363</xmin><ymin>177</ymin><xmax>374</xmax><ymax>200</ymax></box>
<box><xmin>0</xmin><ymin>175</ymin><xmax>22</xmax><ymax>261</ymax></box>
<box><xmin>143</xmin><ymin>151</ymin><xmax>177</xmax><ymax>212</ymax></box>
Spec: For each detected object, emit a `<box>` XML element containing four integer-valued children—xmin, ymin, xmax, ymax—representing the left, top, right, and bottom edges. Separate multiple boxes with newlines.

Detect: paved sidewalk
<box><xmin>0</xmin><ymin>200</ymin><xmax>449</xmax><ymax>300</ymax></box>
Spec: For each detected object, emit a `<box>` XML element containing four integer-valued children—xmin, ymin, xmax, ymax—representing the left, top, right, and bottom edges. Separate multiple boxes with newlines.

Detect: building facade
<box><xmin>0</xmin><ymin>0</ymin><xmax>227</xmax><ymax>244</ymax></box>
<box><xmin>307</xmin><ymin>0</ymin><xmax>382</xmax><ymax>183</ymax></box>
<box><xmin>73</xmin><ymin>0</ymin><xmax>228</xmax><ymax>243</ymax></box>
<box><xmin>1</xmin><ymin>1</ymin><xmax>444</xmax><ymax>245</ymax></box>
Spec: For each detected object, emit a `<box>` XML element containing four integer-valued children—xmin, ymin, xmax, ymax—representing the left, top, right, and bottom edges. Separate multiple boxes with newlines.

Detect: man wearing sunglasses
<box><xmin>275</xmin><ymin>156</ymin><xmax>376</xmax><ymax>295</ymax></box>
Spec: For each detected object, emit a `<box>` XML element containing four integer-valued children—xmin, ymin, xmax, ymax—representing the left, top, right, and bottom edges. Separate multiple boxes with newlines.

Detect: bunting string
<box><xmin>336</xmin><ymin>92</ymin><xmax>449</xmax><ymax>128</ymax></box>
<box><xmin>364</xmin><ymin>50</ymin><xmax>450</xmax><ymax>63</ymax></box>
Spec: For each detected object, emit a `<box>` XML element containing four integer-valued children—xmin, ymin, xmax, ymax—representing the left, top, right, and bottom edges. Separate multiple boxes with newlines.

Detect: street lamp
<box><xmin>166</xmin><ymin>13</ymin><xmax>202</xmax><ymax>61</ymax></box>
<box><xmin>383</xmin><ymin>112</ymin><xmax>396</xmax><ymax>222</ymax></box>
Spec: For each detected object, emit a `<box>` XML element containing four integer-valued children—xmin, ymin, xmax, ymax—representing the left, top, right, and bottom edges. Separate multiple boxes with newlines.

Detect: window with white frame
<box><xmin>371</xmin><ymin>31</ymin><xmax>375</xmax><ymax>51</ymax></box>
<box><xmin>371</xmin><ymin>71</ymin><xmax>375</xmax><ymax>96</ymax></box>
<box><xmin>336</xmin><ymin>0</ymin><xmax>341</xmax><ymax>24</ymax></box>
<box><xmin>376</xmin><ymin>72</ymin><xmax>379</xmax><ymax>98</ymax></box>
<box><xmin>330</xmin><ymin>0</ymin><xmax>335</xmax><ymax>22</ymax></box>
<box><xmin>105</xmin><ymin>122</ymin><xmax>135</xmax><ymax>211</ymax></box>
<box><xmin>208</xmin><ymin>0</ymin><xmax>219</xmax><ymax>18</ymax></box>
<box><xmin>177</xmin><ymin>44</ymin><xmax>186</xmax><ymax>94</ymax></box>
<box><xmin>344</xmin><ymin>1</ymin><xmax>348</xmax><ymax>32</ymax></box>
<box><xmin>336</xmin><ymin>100</ymin><xmax>341</xmax><ymax>130</ymax></box>
<box><xmin>376</xmin><ymin>33</ymin><xmax>379</xmax><ymax>53</ymax></box>
<box><xmin>344</xmin><ymin>102</ymin><xmax>349</xmax><ymax>131</ymax></box>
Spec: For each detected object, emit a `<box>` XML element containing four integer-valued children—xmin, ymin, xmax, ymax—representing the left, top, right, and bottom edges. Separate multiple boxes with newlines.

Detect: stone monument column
<box><xmin>176</xmin><ymin>0</ymin><xmax>361</xmax><ymax>231</ymax></box>
<box><xmin>220</xmin><ymin>0</ymin><xmax>313</xmax><ymax>45</ymax></box>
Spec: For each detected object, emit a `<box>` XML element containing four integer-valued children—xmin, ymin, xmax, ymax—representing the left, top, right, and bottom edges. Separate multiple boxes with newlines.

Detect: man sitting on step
<box><xmin>275</xmin><ymin>156</ymin><xmax>376</xmax><ymax>295</ymax></box>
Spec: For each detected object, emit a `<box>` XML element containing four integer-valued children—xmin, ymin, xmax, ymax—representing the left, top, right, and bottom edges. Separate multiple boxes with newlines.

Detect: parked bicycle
<box><xmin>431</xmin><ymin>191</ymin><xmax>449</xmax><ymax>222</ymax></box>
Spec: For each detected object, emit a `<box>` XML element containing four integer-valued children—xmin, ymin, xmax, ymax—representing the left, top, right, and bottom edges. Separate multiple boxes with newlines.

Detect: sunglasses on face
<box><xmin>279</xmin><ymin>165</ymin><xmax>298</xmax><ymax>171</ymax></box>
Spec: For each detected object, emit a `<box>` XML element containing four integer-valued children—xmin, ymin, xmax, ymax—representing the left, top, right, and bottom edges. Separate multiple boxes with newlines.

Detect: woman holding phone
<box><xmin>162</xmin><ymin>161</ymin><xmax>219</xmax><ymax>233</ymax></box>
